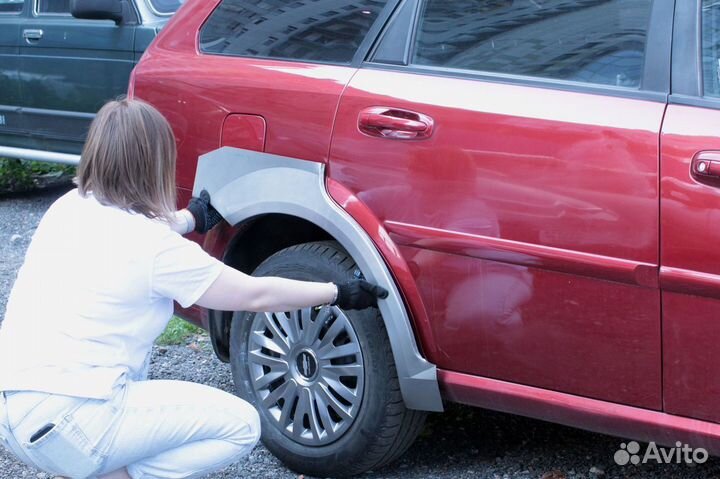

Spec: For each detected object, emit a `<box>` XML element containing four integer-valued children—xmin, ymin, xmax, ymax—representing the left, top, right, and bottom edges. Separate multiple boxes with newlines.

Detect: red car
<box><xmin>130</xmin><ymin>0</ymin><xmax>720</xmax><ymax>475</ymax></box>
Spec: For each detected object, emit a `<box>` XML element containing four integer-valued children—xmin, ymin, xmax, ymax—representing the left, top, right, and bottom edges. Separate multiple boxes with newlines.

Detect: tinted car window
<box><xmin>703</xmin><ymin>0</ymin><xmax>720</xmax><ymax>97</ymax></box>
<box><xmin>36</xmin><ymin>0</ymin><xmax>69</xmax><ymax>14</ymax></box>
<box><xmin>0</xmin><ymin>0</ymin><xmax>23</xmax><ymax>14</ymax></box>
<box><xmin>200</xmin><ymin>0</ymin><xmax>388</xmax><ymax>64</ymax></box>
<box><xmin>412</xmin><ymin>0</ymin><xmax>652</xmax><ymax>88</ymax></box>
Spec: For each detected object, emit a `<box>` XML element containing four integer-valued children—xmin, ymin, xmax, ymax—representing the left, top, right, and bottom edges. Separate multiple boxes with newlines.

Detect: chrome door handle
<box><xmin>22</xmin><ymin>29</ymin><xmax>43</xmax><ymax>41</ymax></box>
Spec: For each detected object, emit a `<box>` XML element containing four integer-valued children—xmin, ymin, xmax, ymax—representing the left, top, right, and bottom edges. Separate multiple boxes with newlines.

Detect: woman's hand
<box><xmin>187</xmin><ymin>190</ymin><xmax>224</xmax><ymax>234</ymax></box>
<box><xmin>332</xmin><ymin>280</ymin><xmax>388</xmax><ymax>310</ymax></box>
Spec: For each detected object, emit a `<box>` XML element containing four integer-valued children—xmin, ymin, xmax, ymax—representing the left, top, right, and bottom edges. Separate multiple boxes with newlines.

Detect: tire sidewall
<box><xmin>229</xmin><ymin>245</ymin><xmax>397</xmax><ymax>468</ymax></box>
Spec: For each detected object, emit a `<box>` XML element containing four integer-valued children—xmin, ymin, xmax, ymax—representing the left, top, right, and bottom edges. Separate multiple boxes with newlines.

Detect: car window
<box><xmin>147</xmin><ymin>0</ymin><xmax>183</xmax><ymax>15</ymax></box>
<box><xmin>0</xmin><ymin>0</ymin><xmax>23</xmax><ymax>14</ymax></box>
<box><xmin>703</xmin><ymin>0</ymin><xmax>720</xmax><ymax>98</ymax></box>
<box><xmin>200</xmin><ymin>0</ymin><xmax>389</xmax><ymax>64</ymax></box>
<box><xmin>36</xmin><ymin>0</ymin><xmax>69</xmax><ymax>15</ymax></box>
<box><xmin>412</xmin><ymin>0</ymin><xmax>653</xmax><ymax>89</ymax></box>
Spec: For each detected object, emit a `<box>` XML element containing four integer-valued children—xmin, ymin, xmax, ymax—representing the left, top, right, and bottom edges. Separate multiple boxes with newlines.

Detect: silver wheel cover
<box><xmin>247</xmin><ymin>306</ymin><xmax>365</xmax><ymax>446</ymax></box>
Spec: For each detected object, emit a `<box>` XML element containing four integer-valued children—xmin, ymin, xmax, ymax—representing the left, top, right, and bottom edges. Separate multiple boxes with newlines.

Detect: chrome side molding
<box><xmin>0</xmin><ymin>146</ymin><xmax>80</xmax><ymax>166</ymax></box>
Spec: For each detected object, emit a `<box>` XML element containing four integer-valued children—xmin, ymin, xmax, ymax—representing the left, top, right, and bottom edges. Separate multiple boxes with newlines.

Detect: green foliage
<box><xmin>0</xmin><ymin>158</ymin><xmax>75</xmax><ymax>193</ymax></box>
<box><xmin>156</xmin><ymin>316</ymin><xmax>204</xmax><ymax>346</ymax></box>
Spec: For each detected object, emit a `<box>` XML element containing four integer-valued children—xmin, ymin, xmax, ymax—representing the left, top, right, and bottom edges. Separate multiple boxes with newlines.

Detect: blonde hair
<box><xmin>75</xmin><ymin>98</ymin><xmax>177</xmax><ymax>221</ymax></box>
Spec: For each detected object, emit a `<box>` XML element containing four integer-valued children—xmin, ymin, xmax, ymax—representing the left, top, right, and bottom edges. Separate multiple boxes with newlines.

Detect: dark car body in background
<box><xmin>0</xmin><ymin>0</ymin><xmax>179</xmax><ymax>163</ymax></box>
<box><xmin>132</xmin><ymin>0</ymin><xmax>720</xmax><ymax>476</ymax></box>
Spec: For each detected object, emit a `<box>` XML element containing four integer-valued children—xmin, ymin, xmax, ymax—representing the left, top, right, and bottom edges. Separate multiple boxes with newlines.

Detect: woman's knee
<box><xmin>239</xmin><ymin>405</ymin><xmax>261</xmax><ymax>449</ymax></box>
<box><xmin>222</xmin><ymin>398</ymin><xmax>261</xmax><ymax>451</ymax></box>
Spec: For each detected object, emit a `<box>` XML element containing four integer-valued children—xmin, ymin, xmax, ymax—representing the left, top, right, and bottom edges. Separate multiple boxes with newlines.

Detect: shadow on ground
<box><xmin>371</xmin><ymin>404</ymin><xmax>720</xmax><ymax>479</ymax></box>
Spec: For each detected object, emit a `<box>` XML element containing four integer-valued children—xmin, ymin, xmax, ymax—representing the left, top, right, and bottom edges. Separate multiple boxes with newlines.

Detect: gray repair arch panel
<box><xmin>193</xmin><ymin>146</ymin><xmax>443</xmax><ymax>412</ymax></box>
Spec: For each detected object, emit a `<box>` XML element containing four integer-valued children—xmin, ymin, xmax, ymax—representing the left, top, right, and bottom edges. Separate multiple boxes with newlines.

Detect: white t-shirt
<box><xmin>0</xmin><ymin>189</ymin><xmax>224</xmax><ymax>399</ymax></box>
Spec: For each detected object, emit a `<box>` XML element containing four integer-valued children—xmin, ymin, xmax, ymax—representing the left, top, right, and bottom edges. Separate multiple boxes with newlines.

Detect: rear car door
<box><xmin>17</xmin><ymin>0</ymin><xmax>135</xmax><ymax>154</ymax></box>
<box><xmin>328</xmin><ymin>0</ymin><xmax>672</xmax><ymax>408</ymax></box>
<box><xmin>660</xmin><ymin>0</ymin><xmax>720</xmax><ymax>423</ymax></box>
<box><xmin>0</xmin><ymin>0</ymin><xmax>25</xmax><ymax>143</ymax></box>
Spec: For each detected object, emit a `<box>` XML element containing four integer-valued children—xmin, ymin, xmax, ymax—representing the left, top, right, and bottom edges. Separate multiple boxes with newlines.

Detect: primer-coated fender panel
<box><xmin>193</xmin><ymin>146</ymin><xmax>443</xmax><ymax>412</ymax></box>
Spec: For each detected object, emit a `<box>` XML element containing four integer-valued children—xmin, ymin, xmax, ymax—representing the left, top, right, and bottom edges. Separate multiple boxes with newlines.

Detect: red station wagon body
<box><xmin>130</xmin><ymin>0</ymin><xmax>720</xmax><ymax>472</ymax></box>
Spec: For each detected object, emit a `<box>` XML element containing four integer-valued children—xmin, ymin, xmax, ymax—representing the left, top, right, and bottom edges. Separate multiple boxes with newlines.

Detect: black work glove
<box><xmin>332</xmin><ymin>280</ymin><xmax>389</xmax><ymax>310</ymax></box>
<box><xmin>186</xmin><ymin>189</ymin><xmax>224</xmax><ymax>234</ymax></box>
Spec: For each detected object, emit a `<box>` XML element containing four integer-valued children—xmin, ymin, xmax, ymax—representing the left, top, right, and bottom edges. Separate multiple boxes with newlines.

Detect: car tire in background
<box><xmin>230</xmin><ymin>241</ymin><xmax>426</xmax><ymax>477</ymax></box>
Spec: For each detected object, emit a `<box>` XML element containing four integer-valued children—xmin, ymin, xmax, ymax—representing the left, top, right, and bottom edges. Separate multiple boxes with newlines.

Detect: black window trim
<box><xmin>196</xmin><ymin>0</ymin><xmax>401</xmax><ymax>69</ymax></box>
<box><xmin>366</xmin><ymin>0</ymin><xmax>419</xmax><ymax>65</ymax></box>
<box><xmin>350</xmin><ymin>0</ymin><xmax>402</xmax><ymax>67</ymax></box>
<box><xmin>366</xmin><ymin>0</ymin><xmax>673</xmax><ymax>104</ymax></box>
<box><xmin>667</xmin><ymin>0</ymin><xmax>720</xmax><ymax>110</ymax></box>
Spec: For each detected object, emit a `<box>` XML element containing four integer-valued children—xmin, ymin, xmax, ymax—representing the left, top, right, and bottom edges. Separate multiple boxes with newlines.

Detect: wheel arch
<box><xmin>207</xmin><ymin>214</ymin><xmax>331</xmax><ymax>363</ymax></box>
<box><xmin>194</xmin><ymin>147</ymin><xmax>443</xmax><ymax>412</ymax></box>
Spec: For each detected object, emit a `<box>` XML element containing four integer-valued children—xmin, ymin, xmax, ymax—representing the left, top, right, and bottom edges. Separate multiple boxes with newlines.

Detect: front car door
<box><xmin>329</xmin><ymin>0</ymin><xmax>673</xmax><ymax>408</ymax></box>
<box><xmin>0</xmin><ymin>0</ymin><xmax>25</xmax><ymax>144</ymax></box>
<box><xmin>17</xmin><ymin>0</ymin><xmax>135</xmax><ymax>154</ymax></box>
<box><xmin>660</xmin><ymin>0</ymin><xmax>720</xmax><ymax>424</ymax></box>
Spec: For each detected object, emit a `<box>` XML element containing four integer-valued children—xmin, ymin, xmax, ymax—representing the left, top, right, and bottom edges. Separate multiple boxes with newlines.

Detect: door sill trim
<box><xmin>440</xmin><ymin>369</ymin><xmax>720</xmax><ymax>453</ymax></box>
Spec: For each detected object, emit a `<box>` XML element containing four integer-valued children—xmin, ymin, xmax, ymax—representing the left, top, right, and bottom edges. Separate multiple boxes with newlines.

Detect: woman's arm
<box><xmin>182</xmin><ymin>190</ymin><xmax>386</xmax><ymax>311</ymax></box>
<box><xmin>168</xmin><ymin>209</ymin><xmax>196</xmax><ymax>235</ymax></box>
<box><xmin>195</xmin><ymin>266</ymin><xmax>337</xmax><ymax>312</ymax></box>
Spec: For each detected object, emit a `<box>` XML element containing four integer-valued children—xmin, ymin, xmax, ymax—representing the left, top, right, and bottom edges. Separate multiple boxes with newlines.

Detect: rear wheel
<box><xmin>229</xmin><ymin>241</ymin><xmax>426</xmax><ymax>477</ymax></box>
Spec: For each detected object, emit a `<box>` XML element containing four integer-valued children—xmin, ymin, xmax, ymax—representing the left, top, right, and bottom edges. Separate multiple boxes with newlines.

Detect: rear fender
<box><xmin>193</xmin><ymin>147</ymin><xmax>443</xmax><ymax>412</ymax></box>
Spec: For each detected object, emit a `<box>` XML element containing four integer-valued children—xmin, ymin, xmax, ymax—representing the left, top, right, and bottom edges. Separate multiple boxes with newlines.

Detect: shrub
<box><xmin>0</xmin><ymin>158</ymin><xmax>75</xmax><ymax>193</ymax></box>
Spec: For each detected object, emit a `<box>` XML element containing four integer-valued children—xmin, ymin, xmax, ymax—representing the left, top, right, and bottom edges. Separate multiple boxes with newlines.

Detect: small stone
<box><xmin>590</xmin><ymin>466</ymin><xmax>604</xmax><ymax>475</ymax></box>
<box><xmin>10</xmin><ymin>234</ymin><xmax>22</xmax><ymax>243</ymax></box>
<box><xmin>158</xmin><ymin>347</ymin><xmax>168</xmax><ymax>354</ymax></box>
<box><xmin>36</xmin><ymin>473</ymin><xmax>47</xmax><ymax>479</ymax></box>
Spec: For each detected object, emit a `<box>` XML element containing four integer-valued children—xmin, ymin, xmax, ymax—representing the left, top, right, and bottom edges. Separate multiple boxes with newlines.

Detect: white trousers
<box><xmin>0</xmin><ymin>380</ymin><xmax>261</xmax><ymax>479</ymax></box>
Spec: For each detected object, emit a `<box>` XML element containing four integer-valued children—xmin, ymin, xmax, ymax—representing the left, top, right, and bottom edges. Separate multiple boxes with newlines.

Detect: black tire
<box><xmin>229</xmin><ymin>241</ymin><xmax>426</xmax><ymax>477</ymax></box>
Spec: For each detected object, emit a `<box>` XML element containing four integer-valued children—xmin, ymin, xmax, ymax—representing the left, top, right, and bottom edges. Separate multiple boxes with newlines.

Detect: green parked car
<box><xmin>0</xmin><ymin>0</ymin><xmax>180</xmax><ymax>164</ymax></box>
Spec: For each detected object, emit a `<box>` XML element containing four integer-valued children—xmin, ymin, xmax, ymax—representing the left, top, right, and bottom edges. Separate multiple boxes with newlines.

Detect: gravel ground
<box><xmin>2</xmin><ymin>185</ymin><xmax>720</xmax><ymax>479</ymax></box>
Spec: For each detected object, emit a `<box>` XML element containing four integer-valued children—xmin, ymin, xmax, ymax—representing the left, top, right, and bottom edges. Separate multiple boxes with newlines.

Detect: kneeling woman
<box><xmin>0</xmin><ymin>99</ymin><xmax>386</xmax><ymax>479</ymax></box>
